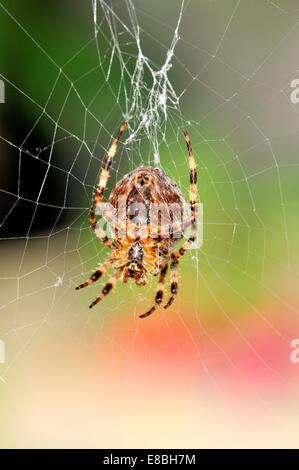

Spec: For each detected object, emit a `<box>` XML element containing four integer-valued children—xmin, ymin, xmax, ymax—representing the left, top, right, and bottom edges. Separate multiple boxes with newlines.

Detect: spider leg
<box><xmin>139</xmin><ymin>263</ymin><xmax>168</xmax><ymax>319</ymax></box>
<box><xmin>163</xmin><ymin>258</ymin><xmax>178</xmax><ymax>309</ymax></box>
<box><xmin>171</xmin><ymin>130</ymin><xmax>198</xmax><ymax>262</ymax></box>
<box><xmin>89</xmin><ymin>207</ymin><xmax>112</xmax><ymax>249</ymax></box>
<box><xmin>89</xmin><ymin>123</ymin><xmax>126</xmax><ymax>249</ymax></box>
<box><xmin>94</xmin><ymin>122</ymin><xmax>126</xmax><ymax>207</ymax></box>
<box><xmin>75</xmin><ymin>258</ymin><xmax>111</xmax><ymax>290</ymax></box>
<box><xmin>89</xmin><ymin>269</ymin><xmax>121</xmax><ymax>309</ymax></box>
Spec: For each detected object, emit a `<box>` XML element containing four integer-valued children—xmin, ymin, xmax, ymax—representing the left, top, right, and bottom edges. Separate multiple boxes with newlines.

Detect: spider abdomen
<box><xmin>108</xmin><ymin>166</ymin><xmax>187</xmax><ymax>245</ymax></box>
<box><xmin>109</xmin><ymin>166</ymin><xmax>185</xmax><ymax>207</ymax></box>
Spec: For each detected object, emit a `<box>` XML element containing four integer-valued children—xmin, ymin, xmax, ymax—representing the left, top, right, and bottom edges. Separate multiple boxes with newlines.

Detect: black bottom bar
<box><xmin>0</xmin><ymin>449</ymin><xmax>297</xmax><ymax>466</ymax></box>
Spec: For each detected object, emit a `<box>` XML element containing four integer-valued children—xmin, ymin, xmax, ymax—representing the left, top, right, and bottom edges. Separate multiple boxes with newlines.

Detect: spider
<box><xmin>76</xmin><ymin>122</ymin><xmax>198</xmax><ymax>318</ymax></box>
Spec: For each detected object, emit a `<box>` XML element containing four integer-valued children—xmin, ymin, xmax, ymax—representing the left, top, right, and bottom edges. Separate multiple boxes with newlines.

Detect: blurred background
<box><xmin>0</xmin><ymin>0</ymin><xmax>299</xmax><ymax>448</ymax></box>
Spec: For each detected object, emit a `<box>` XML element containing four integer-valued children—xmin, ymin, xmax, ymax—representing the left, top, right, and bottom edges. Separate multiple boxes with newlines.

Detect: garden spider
<box><xmin>76</xmin><ymin>122</ymin><xmax>198</xmax><ymax>318</ymax></box>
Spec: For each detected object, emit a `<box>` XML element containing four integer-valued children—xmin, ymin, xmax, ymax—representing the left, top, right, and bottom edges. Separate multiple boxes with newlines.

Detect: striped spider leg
<box><xmin>75</xmin><ymin>123</ymin><xmax>126</xmax><ymax>301</ymax></box>
<box><xmin>140</xmin><ymin>130</ymin><xmax>198</xmax><ymax>318</ymax></box>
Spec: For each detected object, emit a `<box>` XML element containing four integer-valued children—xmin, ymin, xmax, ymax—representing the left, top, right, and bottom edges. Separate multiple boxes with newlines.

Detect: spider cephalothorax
<box><xmin>112</xmin><ymin>238</ymin><xmax>161</xmax><ymax>278</ymax></box>
<box><xmin>76</xmin><ymin>122</ymin><xmax>198</xmax><ymax>318</ymax></box>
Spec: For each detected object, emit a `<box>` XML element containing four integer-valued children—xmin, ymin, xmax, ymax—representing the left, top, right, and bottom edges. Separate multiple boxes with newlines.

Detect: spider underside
<box><xmin>76</xmin><ymin>123</ymin><xmax>198</xmax><ymax>318</ymax></box>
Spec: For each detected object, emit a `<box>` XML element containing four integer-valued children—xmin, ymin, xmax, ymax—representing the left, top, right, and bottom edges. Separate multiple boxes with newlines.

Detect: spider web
<box><xmin>0</xmin><ymin>0</ymin><xmax>299</xmax><ymax>448</ymax></box>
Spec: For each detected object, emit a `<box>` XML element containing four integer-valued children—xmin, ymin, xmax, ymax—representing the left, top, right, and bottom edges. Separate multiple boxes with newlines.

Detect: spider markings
<box><xmin>76</xmin><ymin>123</ymin><xmax>198</xmax><ymax>318</ymax></box>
